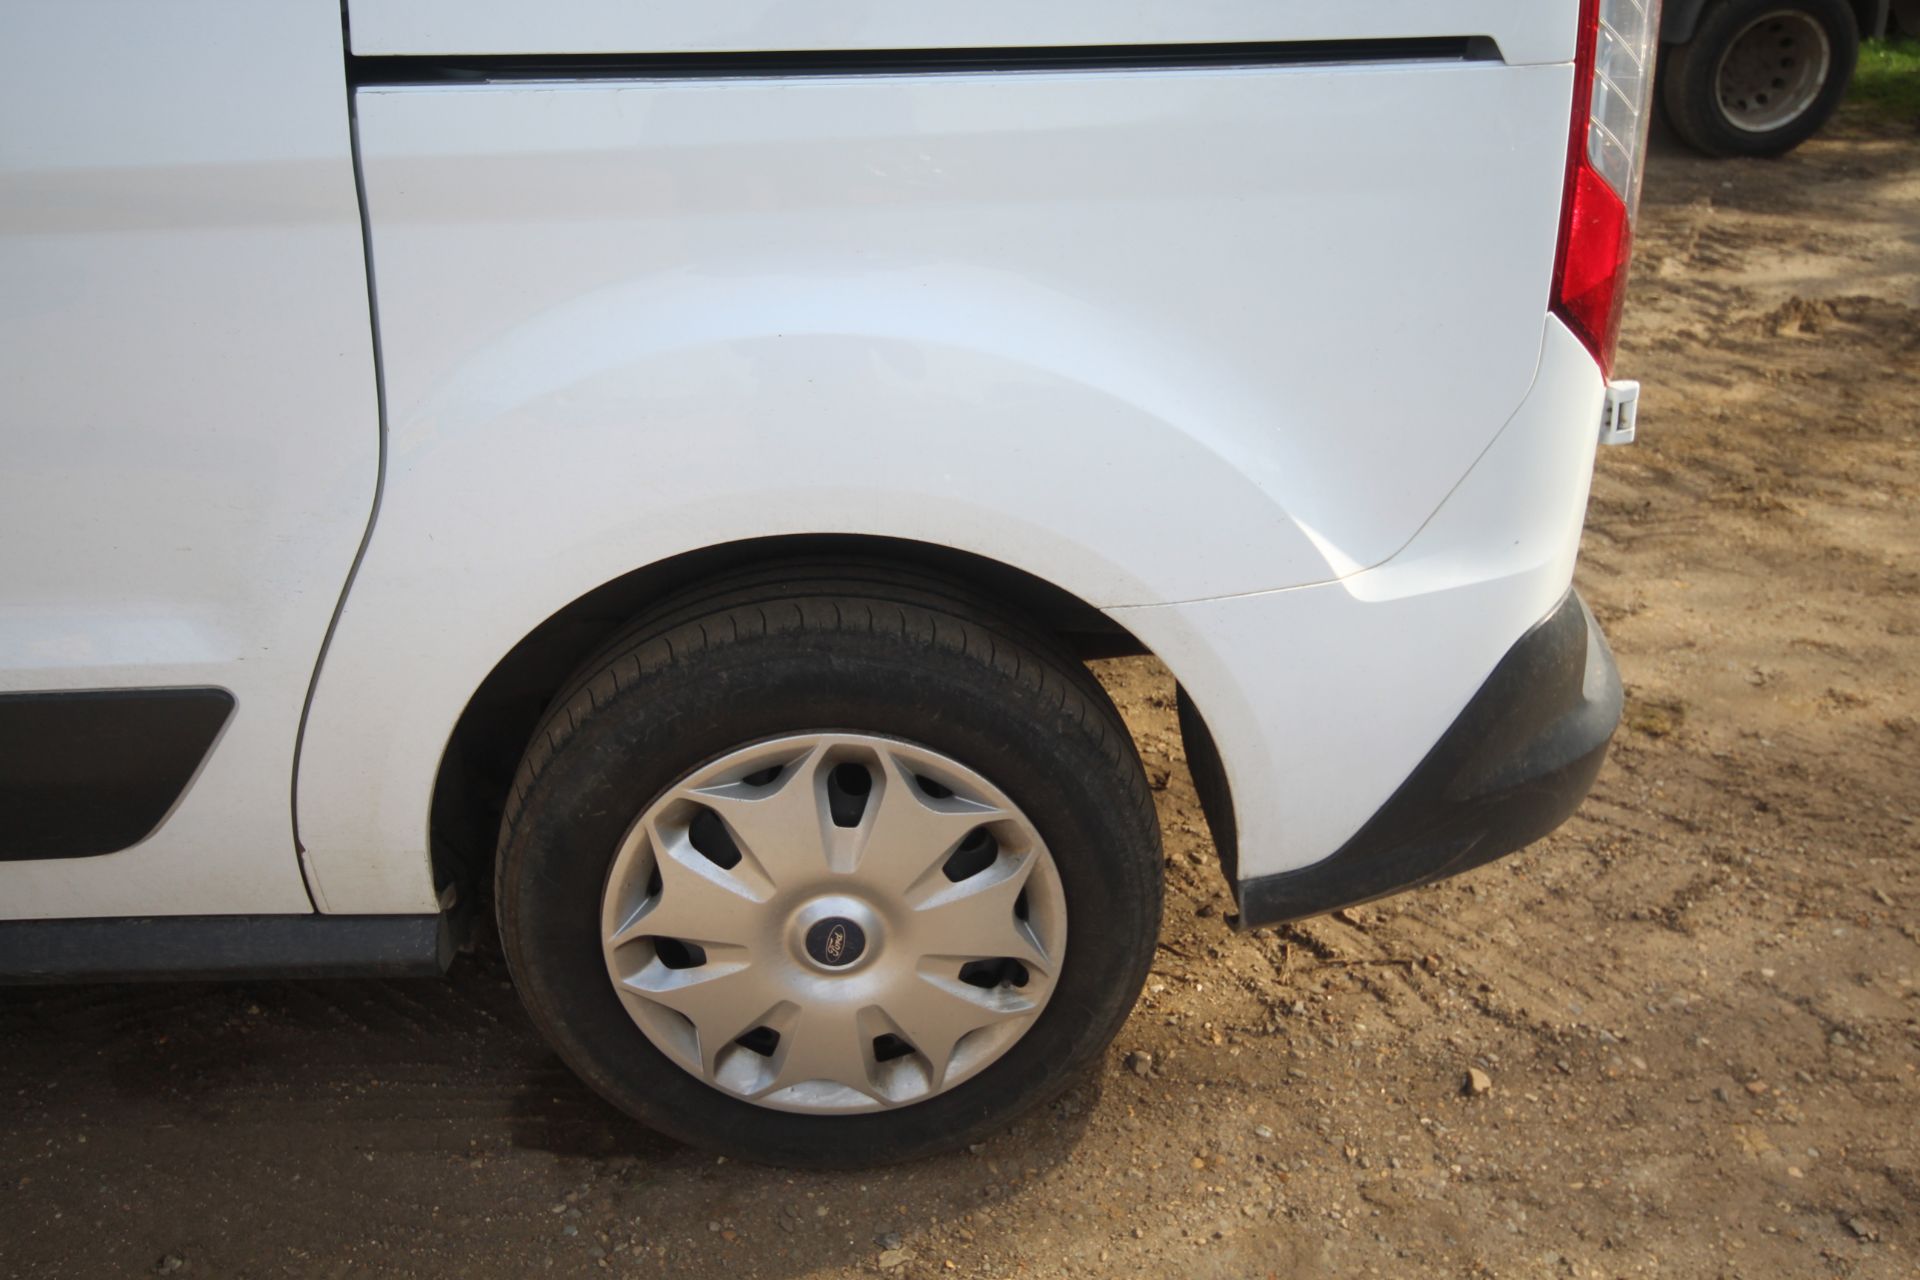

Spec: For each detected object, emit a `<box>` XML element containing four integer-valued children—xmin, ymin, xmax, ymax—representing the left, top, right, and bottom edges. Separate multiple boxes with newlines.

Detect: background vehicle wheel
<box><xmin>1661</xmin><ymin>0</ymin><xmax>1861</xmax><ymax>157</ymax></box>
<box><xmin>495</xmin><ymin>563</ymin><xmax>1164</xmax><ymax>1167</ymax></box>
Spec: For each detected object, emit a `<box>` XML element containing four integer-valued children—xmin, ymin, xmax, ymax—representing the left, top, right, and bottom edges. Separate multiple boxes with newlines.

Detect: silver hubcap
<box><xmin>600</xmin><ymin>733</ymin><xmax>1067</xmax><ymax>1113</ymax></box>
<box><xmin>1715</xmin><ymin>11</ymin><xmax>1832</xmax><ymax>133</ymax></box>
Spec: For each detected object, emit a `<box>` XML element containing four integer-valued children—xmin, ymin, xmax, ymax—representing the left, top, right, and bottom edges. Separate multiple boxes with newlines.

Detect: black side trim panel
<box><xmin>0</xmin><ymin>688</ymin><xmax>235</xmax><ymax>861</ymax></box>
<box><xmin>349</xmin><ymin>37</ymin><xmax>1496</xmax><ymax>87</ymax></box>
<box><xmin>0</xmin><ymin>914</ymin><xmax>451</xmax><ymax>983</ymax></box>
<box><xmin>1237</xmin><ymin>590</ymin><xmax>1623</xmax><ymax>927</ymax></box>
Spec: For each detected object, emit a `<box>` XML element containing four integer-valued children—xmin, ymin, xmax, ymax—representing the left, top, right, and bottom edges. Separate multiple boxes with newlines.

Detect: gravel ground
<box><xmin>3</xmin><ymin>117</ymin><xmax>1917</xmax><ymax>1280</ymax></box>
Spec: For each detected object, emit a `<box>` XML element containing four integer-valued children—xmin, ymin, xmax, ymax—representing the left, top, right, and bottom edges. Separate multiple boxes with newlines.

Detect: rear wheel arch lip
<box><xmin>424</xmin><ymin>536</ymin><xmax>1240</xmax><ymax>916</ymax></box>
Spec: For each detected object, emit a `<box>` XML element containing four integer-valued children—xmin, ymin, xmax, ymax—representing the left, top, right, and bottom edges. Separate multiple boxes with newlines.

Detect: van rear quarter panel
<box><xmin>301</xmin><ymin>51</ymin><xmax>1576</xmax><ymax>912</ymax></box>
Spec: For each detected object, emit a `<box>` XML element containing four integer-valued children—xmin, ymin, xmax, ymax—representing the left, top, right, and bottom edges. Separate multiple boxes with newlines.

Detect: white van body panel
<box><xmin>0</xmin><ymin>0</ymin><xmax>377</xmax><ymax>918</ymax></box>
<box><xmin>345</xmin><ymin>1</ymin><xmax>1576</xmax><ymax>67</ymax></box>
<box><xmin>298</xmin><ymin>56</ymin><xmax>1578</xmax><ymax>912</ymax></box>
<box><xmin>1115</xmin><ymin>318</ymin><xmax>1605</xmax><ymax>874</ymax></box>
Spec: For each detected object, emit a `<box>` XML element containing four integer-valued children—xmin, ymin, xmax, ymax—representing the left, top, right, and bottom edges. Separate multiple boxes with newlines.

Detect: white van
<box><xmin>0</xmin><ymin>1</ymin><xmax>1655</xmax><ymax>1165</ymax></box>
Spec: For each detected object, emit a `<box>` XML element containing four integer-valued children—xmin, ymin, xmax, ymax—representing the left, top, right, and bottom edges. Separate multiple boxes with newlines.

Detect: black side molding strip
<box><xmin>349</xmin><ymin>37</ymin><xmax>1499</xmax><ymax>87</ymax></box>
<box><xmin>0</xmin><ymin>913</ymin><xmax>452</xmax><ymax>983</ymax></box>
<box><xmin>0</xmin><ymin>687</ymin><xmax>235</xmax><ymax>861</ymax></box>
<box><xmin>1234</xmin><ymin>590</ymin><xmax>1623</xmax><ymax>927</ymax></box>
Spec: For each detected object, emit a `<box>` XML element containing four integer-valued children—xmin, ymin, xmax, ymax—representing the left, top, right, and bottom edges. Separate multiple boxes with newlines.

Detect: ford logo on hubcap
<box><xmin>805</xmin><ymin>917</ymin><xmax>865</xmax><ymax>968</ymax></box>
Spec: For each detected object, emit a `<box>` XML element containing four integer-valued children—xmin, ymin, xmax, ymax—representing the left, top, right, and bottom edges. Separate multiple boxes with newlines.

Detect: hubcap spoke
<box><xmin>753</xmin><ymin>1001</ymin><xmax>880</xmax><ymax>1102</ymax></box>
<box><xmin>908</xmin><ymin>852</ymin><xmax>1051</xmax><ymax>973</ymax></box>
<box><xmin>887</xmin><ymin>972</ymin><xmax>1035</xmax><ymax>1090</ymax></box>
<box><xmin>620</xmin><ymin>949</ymin><xmax>781</xmax><ymax>1075</ymax></box>
<box><xmin>609</xmin><ymin>821</ymin><xmax>767</xmax><ymax>948</ymax></box>
<box><xmin>687</xmin><ymin>745</ymin><xmax>833</xmax><ymax>889</ymax></box>
<box><xmin>855</xmin><ymin>751</ymin><xmax>1005</xmax><ymax>898</ymax></box>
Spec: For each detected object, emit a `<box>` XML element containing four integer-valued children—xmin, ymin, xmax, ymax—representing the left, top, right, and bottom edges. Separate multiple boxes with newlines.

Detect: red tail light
<box><xmin>1552</xmin><ymin>0</ymin><xmax>1662</xmax><ymax>376</ymax></box>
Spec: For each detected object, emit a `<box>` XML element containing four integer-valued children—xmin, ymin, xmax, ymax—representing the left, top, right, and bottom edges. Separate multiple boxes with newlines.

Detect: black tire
<box><xmin>1661</xmin><ymin>0</ymin><xmax>1860</xmax><ymax>157</ymax></box>
<box><xmin>495</xmin><ymin>561</ymin><xmax>1163</xmax><ymax>1167</ymax></box>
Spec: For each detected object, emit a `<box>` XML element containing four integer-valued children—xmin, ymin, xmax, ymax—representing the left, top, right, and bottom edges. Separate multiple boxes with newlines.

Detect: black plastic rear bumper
<box><xmin>1234</xmin><ymin>588</ymin><xmax>1622</xmax><ymax>927</ymax></box>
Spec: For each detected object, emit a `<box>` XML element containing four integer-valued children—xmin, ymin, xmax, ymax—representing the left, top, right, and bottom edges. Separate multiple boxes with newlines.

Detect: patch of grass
<box><xmin>1624</xmin><ymin>691</ymin><xmax>1687</xmax><ymax>740</ymax></box>
<box><xmin>1848</xmin><ymin>37</ymin><xmax>1920</xmax><ymax>122</ymax></box>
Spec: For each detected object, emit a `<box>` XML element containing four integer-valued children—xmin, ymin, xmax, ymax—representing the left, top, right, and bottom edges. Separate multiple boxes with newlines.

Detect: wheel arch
<box><xmin>1662</xmin><ymin>0</ymin><xmax>1884</xmax><ymax>44</ymax></box>
<box><xmin>424</xmin><ymin>536</ymin><xmax>1237</xmax><ymax>917</ymax></box>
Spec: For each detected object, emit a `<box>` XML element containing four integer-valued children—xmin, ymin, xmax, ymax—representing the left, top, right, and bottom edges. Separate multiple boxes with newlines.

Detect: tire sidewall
<box><xmin>498</xmin><ymin>631</ymin><xmax>1160</xmax><ymax>1167</ymax></box>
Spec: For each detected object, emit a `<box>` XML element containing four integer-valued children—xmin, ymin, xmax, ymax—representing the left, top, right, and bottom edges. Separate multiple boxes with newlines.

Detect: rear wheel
<box><xmin>1661</xmin><ymin>0</ymin><xmax>1860</xmax><ymax>157</ymax></box>
<box><xmin>495</xmin><ymin>564</ymin><xmax>1163</xmax><ymax>1166</ymax></box>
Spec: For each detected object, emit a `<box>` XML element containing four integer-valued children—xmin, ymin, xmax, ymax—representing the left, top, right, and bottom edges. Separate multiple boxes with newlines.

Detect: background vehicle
<box><xmin>1660</xmin><ymin>0</ymin><xmax>1887</xmax><ymax>154</ymax></box>
<box><xmin>0</xmin><ymin>0</ymin><xmax>1653</xmax><ymax>1165</ymax></box>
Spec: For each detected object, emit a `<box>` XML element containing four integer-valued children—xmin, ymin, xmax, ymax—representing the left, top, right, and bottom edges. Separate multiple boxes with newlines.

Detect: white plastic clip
<box><xmin>1600</xmin><ymin>379</ymin><xmax>1639</xmax><ymax>446</ymax></box>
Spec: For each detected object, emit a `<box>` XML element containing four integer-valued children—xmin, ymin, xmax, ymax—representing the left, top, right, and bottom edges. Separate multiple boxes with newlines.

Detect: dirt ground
<box><xmin>4</xmin><ymin>117</ymin><xmax>1918</xmax><ymax>1279</ymax></box>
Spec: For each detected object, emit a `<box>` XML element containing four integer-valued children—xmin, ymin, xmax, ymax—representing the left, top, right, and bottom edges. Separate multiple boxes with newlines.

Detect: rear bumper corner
<box><xmin>1235</xmin><ymin>587</ymin><xmax>1621</xmax><ymax>927</ymax></box>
